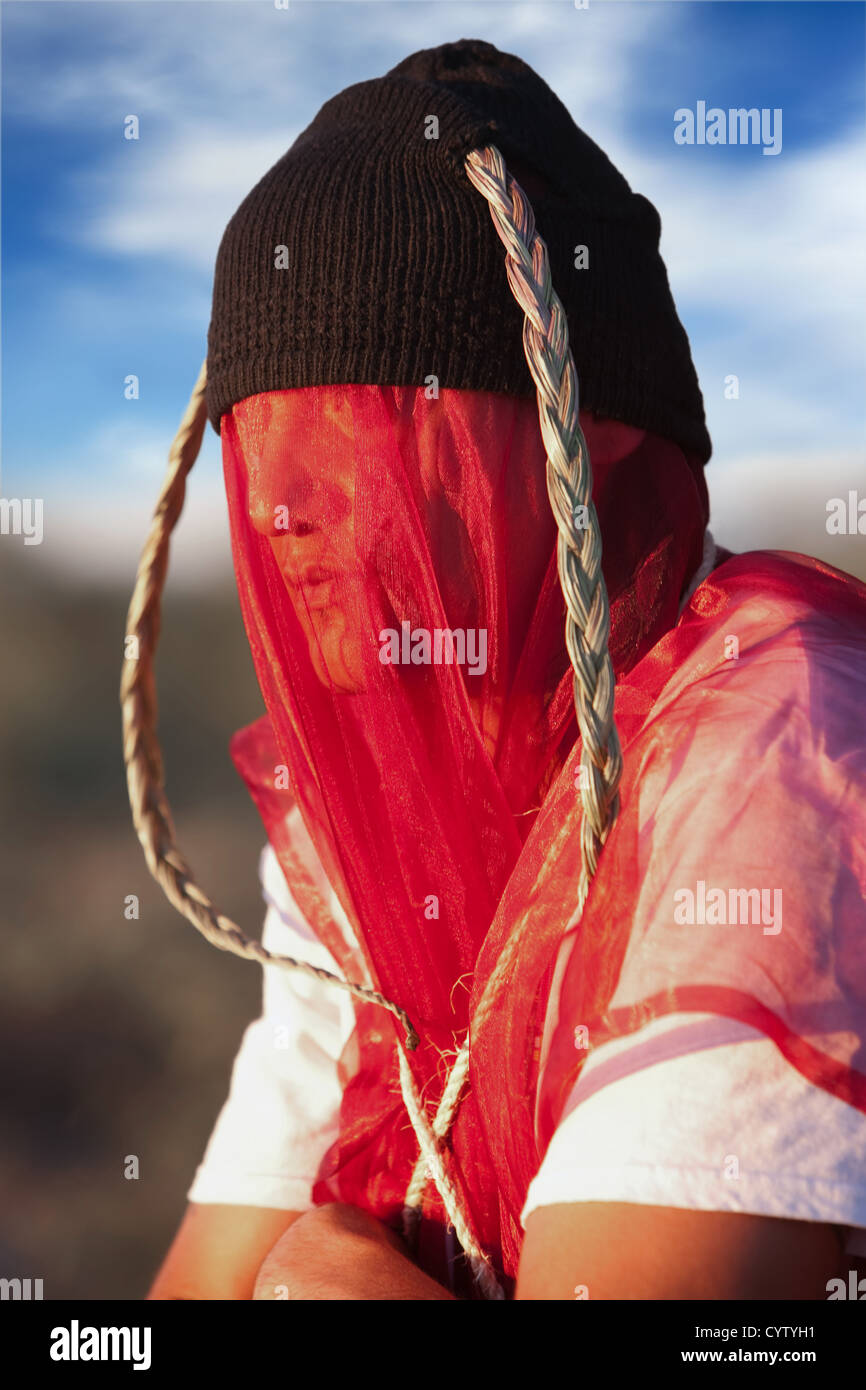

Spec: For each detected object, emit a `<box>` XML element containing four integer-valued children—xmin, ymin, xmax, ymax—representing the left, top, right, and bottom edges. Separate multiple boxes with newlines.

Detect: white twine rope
<box><xmin>120</xmin><ymin>142</ymin><xmax>623</xmax><ymax>1301</ymax></box>
<box><xmin>397</xmin><ymin>1048</ymin><xmax>503</xmax><ymax>1301</ymax></box>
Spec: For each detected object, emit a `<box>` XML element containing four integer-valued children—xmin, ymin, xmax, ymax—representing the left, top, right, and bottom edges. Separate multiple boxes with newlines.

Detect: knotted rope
<box><xmin>120</xmin><ymin>143</ymin><xmax>621</xmax><ymax>1301</ymax></box>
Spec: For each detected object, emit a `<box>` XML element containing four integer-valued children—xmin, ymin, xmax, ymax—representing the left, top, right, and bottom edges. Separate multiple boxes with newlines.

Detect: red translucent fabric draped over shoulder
<box><xmin>221</xmin><ymin>383</ymin><xmax>866</xmax><ymax>1291</ymax></box>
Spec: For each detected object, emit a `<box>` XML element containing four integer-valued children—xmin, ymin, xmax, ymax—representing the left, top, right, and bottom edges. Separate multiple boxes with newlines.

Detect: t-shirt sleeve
<box><xmin>186</xmin><ymin>845</ymin><xmax>355</xmax><ymax>1211</ymax></box>
<box><xmin>523</xmin><ymin>1011</ymin><xmax>866</xmax><ymax>1259</ymax></box>
<box><xmin>527</xmin><ymin>602</ymin><xmax>866</xmax><ymax>1258</ymax></box>
<box><xmin>533</xmin><ymin>589</ymin><xmax>866</xmax><ymax>1203</ymax></box>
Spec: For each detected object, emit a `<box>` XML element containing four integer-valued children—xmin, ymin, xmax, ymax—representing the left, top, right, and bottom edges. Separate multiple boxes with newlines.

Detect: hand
<box><xmin>252</xmin><ymin>1201</ymin><xmax>456</xmax><ymax>1300</ymax></box>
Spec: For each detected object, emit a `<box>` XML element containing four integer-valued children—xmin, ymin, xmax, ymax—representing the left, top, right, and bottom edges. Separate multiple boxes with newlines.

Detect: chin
<box><xmin>309</xmin><ymin>618</ymin><xmax>364</xmax><ymax>694</ymax></box>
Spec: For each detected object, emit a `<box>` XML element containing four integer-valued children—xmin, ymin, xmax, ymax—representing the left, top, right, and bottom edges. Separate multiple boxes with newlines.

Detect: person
<box><xmin>146</xmin><ymin>39</ymin><xmax>866</xmax><ymax>1301</ymax></box>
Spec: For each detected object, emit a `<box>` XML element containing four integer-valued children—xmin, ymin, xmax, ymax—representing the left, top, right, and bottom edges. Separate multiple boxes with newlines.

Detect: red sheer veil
<box><xmin>221</xmin><ymin>383</ymin><xmax>709</xmax><ymax>1275</ymax></box>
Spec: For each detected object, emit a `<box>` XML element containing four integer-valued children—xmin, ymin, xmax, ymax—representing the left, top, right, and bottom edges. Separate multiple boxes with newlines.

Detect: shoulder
<box><xmin>634</xmin><ymin>550</ymin><xmax>866</xmax><ymax>774</ymax></box>
<box><xmin>678</xmin><ymin>549</ymin><xmax>866</xmax><ymax>675</ymax></box>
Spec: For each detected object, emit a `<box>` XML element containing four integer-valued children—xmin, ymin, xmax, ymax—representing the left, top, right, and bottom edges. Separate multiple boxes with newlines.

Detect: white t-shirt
<box><xmin>188</xmin><ymin>838</ymin><xmax>866</xmax><ymax>1259</ymax></box>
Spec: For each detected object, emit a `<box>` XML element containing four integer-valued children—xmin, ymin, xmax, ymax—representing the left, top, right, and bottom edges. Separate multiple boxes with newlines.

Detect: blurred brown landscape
<box><xmin>0</xmin><ymin>548</ymin><xmax>268</xmax><ymax>1299</ymax></box>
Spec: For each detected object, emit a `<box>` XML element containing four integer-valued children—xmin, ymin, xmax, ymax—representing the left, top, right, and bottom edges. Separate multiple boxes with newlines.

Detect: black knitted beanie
<box><xmin>206</xmin><ymin>38</ymin><xmax>711</xmax><ymax>464</ymax></box>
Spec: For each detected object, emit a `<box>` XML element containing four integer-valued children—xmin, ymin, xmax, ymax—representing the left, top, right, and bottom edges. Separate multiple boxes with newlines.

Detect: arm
<box><xmin>242</xmin><ymin>1201</ymin><xmax>841</xmax><ymax>1302</ymax></box>
<box><xmin>251</xmin><ymin>1202</ymin><xmax>456</xmax><ymax>1301</ymax></box>
<box><xmin>149</xmin><ymin>846</ymin><xmax>356</xmax><ymax>1301</ymax></box>
<box><xmin>515</xmin><ymin>1203</ymin><xmax>843</xmax><ymax>1300</ymax></box>
<box><xmin>147</xmin><ymin>1203</ymin><xmax>306</xmax><ymax>1301</ymax></box>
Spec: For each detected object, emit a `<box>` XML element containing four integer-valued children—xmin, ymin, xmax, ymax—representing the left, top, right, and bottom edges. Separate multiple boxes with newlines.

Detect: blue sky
<box><xmin>3</xmin><ymin>0</ymin><xmax>865</xmax><ymax>584</ymax></box>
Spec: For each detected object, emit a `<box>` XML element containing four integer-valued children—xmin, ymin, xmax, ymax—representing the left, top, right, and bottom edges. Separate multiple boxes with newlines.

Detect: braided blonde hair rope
<box><xmin>120</xmin><ymin>143</ymin><xmax>622</xmax><ymax>1301</ymax></box>
<box><xmin>394</xmin><ymin>146</ymin><xmax>623</xmax><ymax>1297</ymax></box>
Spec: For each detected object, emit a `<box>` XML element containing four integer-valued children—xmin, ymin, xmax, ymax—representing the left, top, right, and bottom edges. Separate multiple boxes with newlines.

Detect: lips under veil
<box><xmin>221</xmin><ymin>382</ymin><xmax>719</xmax><ymax>1285</ymax></box>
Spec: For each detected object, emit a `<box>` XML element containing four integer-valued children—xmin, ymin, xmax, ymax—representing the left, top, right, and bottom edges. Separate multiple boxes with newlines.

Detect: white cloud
<box><xmin>4</xmin><ymin>0</ymin><xmax>323</xmax><ymax>124</ymax></box>
<box><xmin>27</xmin><ymin>418</ymin><xmax>233</xmax><ymax>591</ymax></box>
<box><xmin>708</xmin><ymin>447</ymin><xmax>866</xmax><ymax>583</ymax></box>
<box><xmin>636</xmin><ymin>131</ymin><xmax>866</xmax><ymax>351</ymax></box>
<box><xmin>79</xmin><ymin>130</ymin><xmax>291</xmax><ymax>271</ymax></box>
<box><xmin>69</xmin><ymin>0</ymin><xmax>667</xmax><ymax>274</ymax></box>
